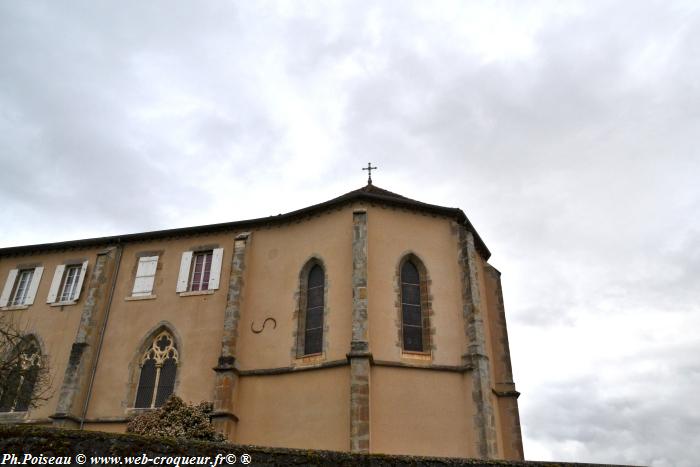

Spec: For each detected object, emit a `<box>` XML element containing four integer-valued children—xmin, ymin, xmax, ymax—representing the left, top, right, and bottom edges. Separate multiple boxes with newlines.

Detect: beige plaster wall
<box><xmin>85</xmin><ymin>233</ymin><xmax>233</xmax><ymax>419</ymax></box>
<box><xmin>235</xmin><ymin>367</ymin><xmax>350</xmax><ymax>451</ymax></box>
<box><xmin>370</xmin><ymin>366</ymin><xmax>471</xmax><ymax>458</ymax></box>
<box><xmin>462</xmin><ymin>370</ymin><xmax>477</xmax><ymax>456</ymax></box>
<box><xmin>0</xmin><ymin>247</ymin><xmax>104</xmax><ymax>422</ymax></box>
<box><xmin>236</xmin><ymin>208</ymin><xmax>353</xmax><ymax>369</ymax></box>
<box><xmin>365</xmin><ymin>206</ymin><xmax>467</xmax><ymax>365</ymax></box>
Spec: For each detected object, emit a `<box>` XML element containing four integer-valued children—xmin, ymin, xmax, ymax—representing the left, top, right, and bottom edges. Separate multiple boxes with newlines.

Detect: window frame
<box><xmin>189</xmin><ymin>250</ymin><xmax>213</xmax><ymax>292</ymax></box>
<box><xmin>303</xmin><ymin>264</ymin><xmax>324</xmax><ymax>355</ymax></box>
<box><xmin>58</xmin><ymin>265</ymin><xmax>81</xmax><ymax>303</ymax></box>
<box><xmin>401</xmin><ymin>260</ymin><xmax>423</xmax><ymax>352</ymax></box>
<box><xmin>397</xmin><ymin>254</ymin><xmax>433</xmax><ymax>356</ymax></box>
<box><xmin>10</xmin><ymin>270</ymin><xmax>34</xmax><ymax>306</ymax></box>
<box><xmin>294</xmin><ymin>258</ymin><xmax>327</xmax><ymax>359</ymax></box>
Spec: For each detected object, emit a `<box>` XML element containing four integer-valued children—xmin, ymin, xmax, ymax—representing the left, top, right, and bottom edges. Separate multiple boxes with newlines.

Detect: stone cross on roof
<box><xmin>362</xmin><ymin>162</ymin><xmax>378</xmax><ymax>185</ymax></box>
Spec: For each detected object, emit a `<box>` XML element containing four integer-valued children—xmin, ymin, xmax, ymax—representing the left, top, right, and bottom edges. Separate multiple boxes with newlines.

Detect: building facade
<box><xmin>0</xmin><ymin>184</ymin><xmax>523</xmax><ymax>460</ymax></box>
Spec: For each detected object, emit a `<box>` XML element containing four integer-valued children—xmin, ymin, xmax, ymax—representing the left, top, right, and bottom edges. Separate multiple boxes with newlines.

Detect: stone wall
<box><xmin>0</xmin><ymin>426</ymin><xmax>637</xmax><ymax>467</ymax></box>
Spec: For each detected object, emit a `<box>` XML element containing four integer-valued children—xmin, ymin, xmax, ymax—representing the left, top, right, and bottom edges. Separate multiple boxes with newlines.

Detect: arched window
<box><xmin>304</xmin><ymin>265</ymin><xmax>324</xmax><ymax>355</ymax></box>
<box><xmin>399</xmin><ymin>256</ymin><xmax>431</xmax><ymax>353</ymax></box>
<box><xmin>0</xmin><ymin>336</ymin><xmax>42</xmax><ymax>413</ymax></box>
<box><xmin>134</xmin><ymin>330</ymin><xmax>179</xmax><ymax>408</ymax></box>
<box><xmin>296</xmin><ymin>260</ymin><xmax>325</xmax><ymax>357</ymax></box>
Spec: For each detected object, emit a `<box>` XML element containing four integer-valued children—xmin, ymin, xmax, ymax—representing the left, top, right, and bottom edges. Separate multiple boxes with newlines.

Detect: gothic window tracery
<box><xmin>134</xmin><ymin>330</ymin><xmax>179</xmax><ymax>409</ymax></box>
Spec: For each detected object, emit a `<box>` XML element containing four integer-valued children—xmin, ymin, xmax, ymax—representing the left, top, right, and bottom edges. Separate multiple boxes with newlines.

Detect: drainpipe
<box><xmin>80</xmin><ymin>241</ymin><xmax>123</xmax><ymax>429</ymax></box>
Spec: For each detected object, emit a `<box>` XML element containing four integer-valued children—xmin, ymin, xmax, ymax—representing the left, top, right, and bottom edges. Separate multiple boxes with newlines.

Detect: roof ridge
<box><xmin>332</xmin><ymin>183</ymin><xmax>416</xmax><ymax>203</ymax></box>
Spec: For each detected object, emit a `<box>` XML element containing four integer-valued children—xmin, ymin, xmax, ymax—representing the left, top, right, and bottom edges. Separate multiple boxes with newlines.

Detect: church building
<box><xmin>0</xmin><ymin>181</ymin><xmax>523</xmax><ymax>460</ymax></box>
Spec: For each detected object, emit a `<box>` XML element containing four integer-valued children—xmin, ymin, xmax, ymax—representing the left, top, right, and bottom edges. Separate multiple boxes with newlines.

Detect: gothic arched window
<box><xmin>296</xmin><ymin>260</ymin><xmax>325</xmax><ymax>357</ymax></box>
<box><xmin>304</xmin><ymin>265</ymin><xmax>324</xmax><ymax>355</ymax></box>
<box><xmin>0</xmin><ymin>336</ymin><xmax>42</xmax><ymax>413</ymax></box>
<box><xmin>400</xmin><ymin>256</ymin><xmax>431</xmax><ymax>353</ymax></box>
<box><xmin>134</xmin><ymin>330</ymin><xmax>179</xmax><ymax>408</ymax></box>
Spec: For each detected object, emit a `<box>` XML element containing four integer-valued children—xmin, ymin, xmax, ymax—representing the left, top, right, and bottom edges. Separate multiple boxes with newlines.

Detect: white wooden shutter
<box><xmin>25</xmin><ymin>267</ymin><xmax>43</xmax><ymax>305</ymax></box>
<box><xmin>176</xmin><ymin>251</ymin><xmax>193</xmax><ymax>292</ymax></box>
<box><xmin>140</xmin><ymin>256</ymin><xmax>158</xmax><ymax>276</ymax></box>
<box><xmin>0</xmin><ymin>269</ymin><xmax>18</xmax><ymax>307</ymax></box>
<box><xmin>132</xmin><ymin>256</ymin><xmax>158</xmax><ymax>296</ymax></box>
<box><xmin>208</xmin><ymin>248</ymin><xmax>224</xmax><ymax>290</ymax></box>
<box><xmin>72</xmin><ymin>260</ymin><xmax>89</xmax><ymax>301</ymax></box>
<box><xmin>47</xmin><ymin>265</ymin><xmax>65</xmax><ymax>303</ymax></box>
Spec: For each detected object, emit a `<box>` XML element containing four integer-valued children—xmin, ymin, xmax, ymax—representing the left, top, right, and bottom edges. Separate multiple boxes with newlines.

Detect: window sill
<box><xmin>49</xmin><ymin>301</ymin><xmax>77</xmax><ymax>307</ymax></box>
<box><xmin>401</xmin><ymin>351</ymin><xmax>432</xmax><ymax>362</ymax></box>
<box><xmin>294</xmin><ymin>353</ymin><xmax>326</xmax><ymax>366</ymax></box>
<box><xmin>125</xmin><ymin>294</ymin><xmax>157</xmax><ymax>301</ymax></box>
<box><xmin>1</xmin><ymin>305</ymin><xmax>29</xmax><ymax>311</ymax></box>
<box><xmin>125</xmin><ymin>407</ymin><xmax>157</xmax><ymax>417</ymax></box>
<box><xmin>178</xmin><ymin>290</ymin><xmax>215</xmax><ymax>297</ymax></box>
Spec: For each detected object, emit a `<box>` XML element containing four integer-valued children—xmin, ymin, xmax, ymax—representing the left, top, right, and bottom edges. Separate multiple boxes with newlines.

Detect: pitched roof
<box><xmin>0</xmin><ymin>184</ymin><xmax>490</xmax><ymax>259</ymax></box>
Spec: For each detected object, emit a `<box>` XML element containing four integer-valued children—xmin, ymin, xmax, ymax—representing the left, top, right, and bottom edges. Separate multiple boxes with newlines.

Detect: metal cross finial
<box><xmin>362</xmin><ymin>162</ymin><xmax>378</xmax><ymax>185</ymax></box>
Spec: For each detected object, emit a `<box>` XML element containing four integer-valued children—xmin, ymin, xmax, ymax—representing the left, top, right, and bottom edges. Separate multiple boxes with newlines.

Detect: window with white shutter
<box><xmin>132</xmin><ymin>256</ymin><xmax>158</xmax><ymax>297</ymax></box>
<box><xmin>0</xmin><ymin>267</ymin><xmax>43</xmax><ymax>309</ymax></box>
<box><xmin>46</xmin><ymin>260</ymin><xmax>88</xmax><ymax>305</ymax></box>
<box><xmin>176</xmin><ymin>248</ymin><xmax>224</xmax><ymax>294</ymax></box>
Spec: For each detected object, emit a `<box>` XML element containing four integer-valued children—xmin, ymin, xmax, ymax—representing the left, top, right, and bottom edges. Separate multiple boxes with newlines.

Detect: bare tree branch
<box><xmin>0</xmin><ymin>314</ymin><xmax>52</xmax><ymax>412</ymax></box>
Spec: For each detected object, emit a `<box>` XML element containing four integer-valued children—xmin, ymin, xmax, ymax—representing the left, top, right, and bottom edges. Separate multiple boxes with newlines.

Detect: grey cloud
<box><xmin>524</xmin><ymin>352</ymin><xmax>700</xmax><ymax>467</ymax></box>
<box><xmin>0</xmin><ymin>1</ymin><xmax>288</xmax><ymax>242</ymax></box>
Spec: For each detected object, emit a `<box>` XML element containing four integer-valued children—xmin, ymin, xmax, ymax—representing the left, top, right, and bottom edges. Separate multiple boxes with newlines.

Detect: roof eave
<box><xmin>0</xmin><ymin>188</ymin><xmax>491</xmax><ymax>260</ymax></box>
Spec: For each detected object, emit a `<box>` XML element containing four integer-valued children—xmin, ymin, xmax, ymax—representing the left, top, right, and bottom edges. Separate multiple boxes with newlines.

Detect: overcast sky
<box><xmin>1</xmin><ymin>1</ymin><xmax>699</xmax><ymax>465</ymax></box>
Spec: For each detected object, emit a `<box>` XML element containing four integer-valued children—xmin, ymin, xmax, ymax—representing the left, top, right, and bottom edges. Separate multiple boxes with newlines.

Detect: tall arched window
<box><xmin>401</xmin><ymin>260</ymin><xmax>423</xmax><ymax>351</ymax></box>
<box><xmin>134</xmin><ymin>330</ymin><xmax>179</xmax><ymax>408</ymax></box>
<box><xmin>399</xmin><ymin>255</ymin><xmax>431</xmax><ymax>353</ymax></box>
<box><xmin>0</xmin><ymin>336</ymin><xmax>42</xmax><ymax>413</ymax></box>
<box><xmin>304</xmin><ymin>265</ymin><xmax>324</xmax><ymax>355</ymax></box>
<box><xmin>296</xmin><ymin>260</ymin><xmax>325</xmax><ymax>357</ymax></box>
